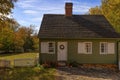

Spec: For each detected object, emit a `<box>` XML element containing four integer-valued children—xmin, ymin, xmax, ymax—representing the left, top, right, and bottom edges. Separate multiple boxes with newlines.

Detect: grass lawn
<box><xmin>0</xmin><ymin>67</ymin><xmax>56</xmax><ymax>80</ymax></box>
<box><xmin>0</xmin><ymin>53</ymin><xmax>39</xmax><ymax>65</ymax></box>
<box><xmin>0</xmin><ymin>53</ymin><xmax>57</xmax><ymax>80</ymax></box>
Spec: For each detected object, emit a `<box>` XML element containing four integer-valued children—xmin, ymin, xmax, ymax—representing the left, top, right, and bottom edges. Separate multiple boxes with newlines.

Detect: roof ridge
<box><xmin>44</xmin><ymin>14</ymin><xmax>104</xmax><ymax>16</ymax></box>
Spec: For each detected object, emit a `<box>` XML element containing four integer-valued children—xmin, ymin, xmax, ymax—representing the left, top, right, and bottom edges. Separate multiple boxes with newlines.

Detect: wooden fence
<box><xmin>0</xmin><ymin>60</ymin><xmax>10</xmax><ymax>68</ymax></box>
<box><xmin>0</xmin><ymin>58</ymin><xmax>39</xmax><ymax>68</ymax></box>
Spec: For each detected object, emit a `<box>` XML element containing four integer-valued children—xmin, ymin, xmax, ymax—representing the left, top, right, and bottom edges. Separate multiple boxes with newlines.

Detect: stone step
<box><xmin>57</xmin><ymin>61</ymin><xmax>67</xmax><ymax>67</ymax></box>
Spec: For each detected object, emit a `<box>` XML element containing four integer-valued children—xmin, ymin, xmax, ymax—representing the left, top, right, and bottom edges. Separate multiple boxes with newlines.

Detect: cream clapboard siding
<box><xmin>41</xmin><ymin>42</ymin><xmax>48</xmax><ymax>53</ymax></box>
<box><xmin>108</xmin><ymin>43</ymin><xmax>115</xmax><ymax>54</ymax></box>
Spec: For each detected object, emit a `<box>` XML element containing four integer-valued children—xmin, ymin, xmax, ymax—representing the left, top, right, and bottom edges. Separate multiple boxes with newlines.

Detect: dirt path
<box><xmin>55</xmin><ymin>67</ymin><xmax>120</xmax><ymax>80</ymax></box>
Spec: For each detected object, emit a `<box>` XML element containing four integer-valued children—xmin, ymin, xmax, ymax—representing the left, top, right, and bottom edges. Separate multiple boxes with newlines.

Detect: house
<box><xmin>38</xmin><ymin>3</ymin><xmax>120</xmax><ymax>68</ymax></box>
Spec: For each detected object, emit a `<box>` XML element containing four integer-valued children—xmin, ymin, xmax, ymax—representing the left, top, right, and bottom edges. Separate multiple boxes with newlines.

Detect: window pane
<box><xmin>49</xmin><ymin>43</ymin><xmax>53</xmax><ymax>47</ymax></box>
<box><xmin>85</xmin><ymin>43</ymin><xmax>92</xmax><ymax>53</ymax></box>
<box><xmin>100</xmin><ymin>42</ymin><xmax>107</xmax><ymax>54</ymax></box>
<box><xmin>101</xmin><ymin>43</ymin><xmax>105</xmax><ymax>53</ymax></box>
<box><xmin>48</xmin><ymin>42</ymin><xmax>55</xmax><ymax>53</ymax></box>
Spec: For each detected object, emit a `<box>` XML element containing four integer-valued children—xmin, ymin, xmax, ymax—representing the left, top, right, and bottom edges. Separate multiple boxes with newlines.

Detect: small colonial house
<box><xmin>38</xmin><ymin>3</ymin><xmax>120</xmax><ymax>68</ymax></box>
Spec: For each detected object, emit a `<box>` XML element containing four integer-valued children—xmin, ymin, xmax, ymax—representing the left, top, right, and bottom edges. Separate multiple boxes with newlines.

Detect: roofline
<box><xmin>39</xmin><ymin>38</ymin><xmax>120</xmax><ymax>40</ymax></box>
<box><xmin>43</xmin><ymin>14</ymin><xmax>104</xmax><ymax>16</ymax></box>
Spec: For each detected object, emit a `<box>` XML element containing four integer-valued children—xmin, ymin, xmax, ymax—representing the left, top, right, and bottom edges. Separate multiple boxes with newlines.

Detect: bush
<box><xmin>69</xmin><ymin>61</ymin><xmax>79</xmax><ymax>67</ymax></box>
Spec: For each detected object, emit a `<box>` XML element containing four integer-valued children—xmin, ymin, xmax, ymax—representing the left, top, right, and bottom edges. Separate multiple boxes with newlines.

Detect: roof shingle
<box><xmin>38</xmin><ymin>14</ymin><xmax>120</xmax><ymax>39</ymax></box>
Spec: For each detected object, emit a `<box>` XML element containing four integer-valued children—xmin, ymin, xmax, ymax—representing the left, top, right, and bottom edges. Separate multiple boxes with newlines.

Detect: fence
<box><xmin>0</xmin><ymin>60</ymin><xmax>10</xmax><ymax>68</ymax></box>
<box><xmin>0</xmin><ymin>58</ymin><xmax>39</xmax><ymax>68</ymax></box>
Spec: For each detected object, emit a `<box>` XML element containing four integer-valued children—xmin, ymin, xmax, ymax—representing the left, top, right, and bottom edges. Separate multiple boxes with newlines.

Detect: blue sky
<box><xmin>12</xmin><ymin>0</ymin><xmax>101</xmax><ymax>30</ymax></box>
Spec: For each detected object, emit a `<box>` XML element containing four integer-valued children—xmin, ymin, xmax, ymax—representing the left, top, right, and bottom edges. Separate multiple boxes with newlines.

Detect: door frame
<box><xmin>57</xmin><ymin>42</ymin><xmax>67</xmax><ymax>61</ymax></box>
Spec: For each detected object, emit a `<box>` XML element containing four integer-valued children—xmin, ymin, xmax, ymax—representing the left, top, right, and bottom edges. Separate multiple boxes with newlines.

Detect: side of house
<box><xmin>39</xmin><ymin>39</ymin><xmax>119</xmax><ymax>64</ymax></box>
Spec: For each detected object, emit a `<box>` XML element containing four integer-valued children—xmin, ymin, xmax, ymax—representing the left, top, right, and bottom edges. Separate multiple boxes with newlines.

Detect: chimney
<box><xmin>65</xmin><ymin>3</ymin><xmax>73</xmax><ymax>17</ymax></box>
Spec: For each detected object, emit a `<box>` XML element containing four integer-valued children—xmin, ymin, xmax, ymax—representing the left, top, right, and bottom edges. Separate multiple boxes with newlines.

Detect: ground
<box><xmin>0</xmin><ymin>53</ymin><xmax>120</xmax><ymax>80</ymax></box>
<box><xmin>0</xmin><ymin>66</ymin><xmax>120</xmax><ymax>80</ymax></box>
<box><xmin>55</xmin><ymin>66</ymin><xmax>120</xmax><ymax>80</ymax></box>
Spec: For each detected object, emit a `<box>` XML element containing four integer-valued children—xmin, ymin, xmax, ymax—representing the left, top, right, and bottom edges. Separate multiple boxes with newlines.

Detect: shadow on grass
<box><xmin>0</xmin><ymin>53</ymin><xmax>25</xmax><ymax>57</ymax></box>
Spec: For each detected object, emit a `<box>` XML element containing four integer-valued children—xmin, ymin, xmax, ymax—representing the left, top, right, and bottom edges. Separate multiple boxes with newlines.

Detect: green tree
<box><xmin>32</xmin><ymin>33</ymin><xmax>39</xmax><ymax>52</ymax></box>
<box><xmin>14</xmin><ymin>26</ymin><xmax>35</xmax><ymax>52</ymax></box>
<box><xmin>0</xmin><ymin>27</ymin><xmax>14</xmax><ymax>52</ymax></box>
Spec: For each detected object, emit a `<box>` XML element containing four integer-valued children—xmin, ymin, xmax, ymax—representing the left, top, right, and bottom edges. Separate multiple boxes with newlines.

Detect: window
<box><xmin>100</xmin><ymin>42</ymin><xmax>107</xmax><ymax>54</ymax></box>
<box><xmin>100</xmin><ymin>42</ymin><xmax>115</xmax><ymax>54</ymax></box>
<box><xmin>41</xmin><ymin>42</ymin><xmax>55</xmax><ymax>54</ymax></box>
<box><xmin>85</xmin><ymin>42</ymin><xmax>92</xmax><ymax>54</ymax></box>
<box><xmin>78</xmin><ymin>42</ymin><xmax>92</xmax><ymax>54</ymax></box>
<box><xmin>48</xmin><ymin>42</ymin><xmax>55</xmax><ymax>53</ymax></box>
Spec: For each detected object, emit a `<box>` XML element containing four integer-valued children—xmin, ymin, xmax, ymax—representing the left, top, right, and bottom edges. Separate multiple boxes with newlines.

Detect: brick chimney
<box><xmin>65</xmin><ymin>3</ymin><xmax>73</xmax><ymax>17</ymax></box>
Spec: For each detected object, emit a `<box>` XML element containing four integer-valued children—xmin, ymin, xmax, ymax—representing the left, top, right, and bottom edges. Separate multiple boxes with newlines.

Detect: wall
<box><xmin>39</xmin><ymin>39</ymin><xmax>118</xmax><ymax>64</ymax></box>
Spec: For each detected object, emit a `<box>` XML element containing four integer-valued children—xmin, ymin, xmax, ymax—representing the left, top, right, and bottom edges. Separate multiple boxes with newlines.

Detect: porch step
<box><xmin>57</xmin><ymin>61</ymin><xmax>67</xmax><ymax>67</ymax></box>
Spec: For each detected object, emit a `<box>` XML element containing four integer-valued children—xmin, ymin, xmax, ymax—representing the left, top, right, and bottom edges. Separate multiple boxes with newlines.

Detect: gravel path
<box><xmin>55</xmin><ymin>67</ymin><xmax>120</xmax><ymax>80</ymax></box>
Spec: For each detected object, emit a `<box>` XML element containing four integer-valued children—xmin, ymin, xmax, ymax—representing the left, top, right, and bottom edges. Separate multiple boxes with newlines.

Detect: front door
<box><xmin>57</xmin><ymin>42</ymin><xmax>67</xmax><ymax>61</ymax></box>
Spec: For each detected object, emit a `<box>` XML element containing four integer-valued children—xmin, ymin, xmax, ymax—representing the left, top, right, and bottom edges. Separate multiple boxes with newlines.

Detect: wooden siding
<box><xmin>39</xmin><ymin>39</ymin><xmax>118</xmax><ymax>64</ymax></box>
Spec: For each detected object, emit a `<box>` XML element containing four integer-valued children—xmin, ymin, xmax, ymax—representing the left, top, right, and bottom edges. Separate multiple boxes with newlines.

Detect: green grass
<box><xmin>0</xmin><ymin>53</ymin><xmax>39</xmax><ymax>65</ymax></box>
<box><xmin>0</xmin><ymin>67</ymin><xmax>56</xmax><ymax>80</ymax></box>
<box><xmin>0</xmin><ymin>53</ymin><xmax>57</xmax><ymax>80</ymax></box>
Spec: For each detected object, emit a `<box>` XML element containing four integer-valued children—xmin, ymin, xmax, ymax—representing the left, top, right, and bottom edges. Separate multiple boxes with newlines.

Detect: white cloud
<box><xmin>17</xmin><ymin>0</ymin><xmax>39</xmax><ymax>9</ymax></box>
<box><xmin>23</xmin><ymin>10</ymin><xmax>39</xmax><ymax>14</ymax></box>
<box><xmin>73</xmin><ymin>4</ymin><xmax>91</xmax><ymax>13</ymax></box>
<box><xmin>31</xmin><ymin>17</ymin><xmax>42</xmax><ymax>22</ymax></box>
<box><xmin>18</xmin><ymin>20</ymin><xmax>28</xmax><ymax>25</ymax></box>
<box><xmin>14</xmin><ymin>0</ymin><xmax>100</xmax><ymax>28</ymax></box>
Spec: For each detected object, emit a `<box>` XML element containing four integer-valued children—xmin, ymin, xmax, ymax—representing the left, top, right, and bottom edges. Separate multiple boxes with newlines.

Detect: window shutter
<box><xmin>78</xmin><ymin>42</ymin><xmax>85</xmax><ymax>53</ymax></box>
<box><xmin>41</xmin><ymin>42</ymin><xmax>48</xmax><ymax>53</ymax></box>
<box><xmin>108</xmin><ymin>43</ymin><xmax>115</xmax><ymax>54</ymax></box>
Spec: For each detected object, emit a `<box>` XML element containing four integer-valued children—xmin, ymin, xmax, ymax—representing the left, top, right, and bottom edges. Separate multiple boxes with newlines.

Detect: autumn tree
<box><xmin>0</xmin><ymin>0</ymin><xmax>17</xmax><ymax>25</ymax></box>
<box><xmin>32</xmin><ymin>32</ymin><xmax>39</xmax><ymax>52</ymax></box>
<box><xmin>89</xmin><ymin>6</ymin><xmax>102</xmax><ymax>15</ymax></box>
<box><xmin>0</xmin><ymin>27</ymin><xmax>14</xmax><ymax>52</ymax></box>
<box><xmin>89</xmin><ymin>0</ymin><xmax>120</xmax><ymax>32</ymax></box>
<box><xmin>101</xmin><ymin>0</ymin><xmax>120</xmax><ymax>32</ymax></box>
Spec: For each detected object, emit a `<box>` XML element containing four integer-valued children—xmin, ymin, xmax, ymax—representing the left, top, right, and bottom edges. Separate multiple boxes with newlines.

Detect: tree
<box><xmin>32</xmin><ymin>33</ymin><xmax>39</xmax><ymax>52</ymax></box>
<box><xmin>89</xmin><ymin>6</ymin><xmax>102</xmax><ymax>15</ymax></box>
<box><xmin>0</xmin><ymin>0</ymin><xmax>17</xmax><ymax>15</ymax></box>
<box><xmin>0</xmin><ymin>0</ymin><xmax>17</xmax><ymax>30</ymax></box>
<box><xmin>89</xmin><ymin>0</ymin><xmax>120</xmax><ymax>32</ymax></box>
<box><xmin>0</xmin><ymin>27</ymin><xmax>14</xmax><ymax>52</ymax></box>
<box><xmin>101</xmin><ymin>0</ymin><xmax>120</xmax><ymax>32</ymax></box>
<box><xmin>0</xmin><ymin>19</ymin><xmax>20</xmax><ymax>53</ymax></box>
<box><xmin>14</xmin><ymin>26</ymin><xmax>35</xmax><ymax>52</ymax></box>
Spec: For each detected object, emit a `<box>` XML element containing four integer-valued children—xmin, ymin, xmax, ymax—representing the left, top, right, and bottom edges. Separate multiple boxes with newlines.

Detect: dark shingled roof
<box><xmin>38</xmin><ymin>14</ymin><xmax>120</xmax><ymax>39</ymax></box>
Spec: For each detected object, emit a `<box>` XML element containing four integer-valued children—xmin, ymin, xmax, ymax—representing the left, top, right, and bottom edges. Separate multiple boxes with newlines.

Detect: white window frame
<box><xmin>84</xmin><ymin>42</ymin><xmax>92</xmax><ymax>54</ymax></box>
<box><xmin>100</xmin><ymin>42</ymin><xmax>108</xmax><ymax>54</ymax></box>
<box><xmin>41</xmin><ymin>42</ymin><xmax>55</xmax><ymax>54</ymax></box>
<box><xmin>100</xmin><ymin>42</ymin><xmax>115</xmax><ymax>54</ymax></box>
<box><xmin>48</xmin><ymin>42</ymin><xmax>55</xmax><ymax>54</ymax></box>
<box><xmin>78</xmin><ymin>42</ymin><xmax>92</xmax><ymax>54</ymax></box>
